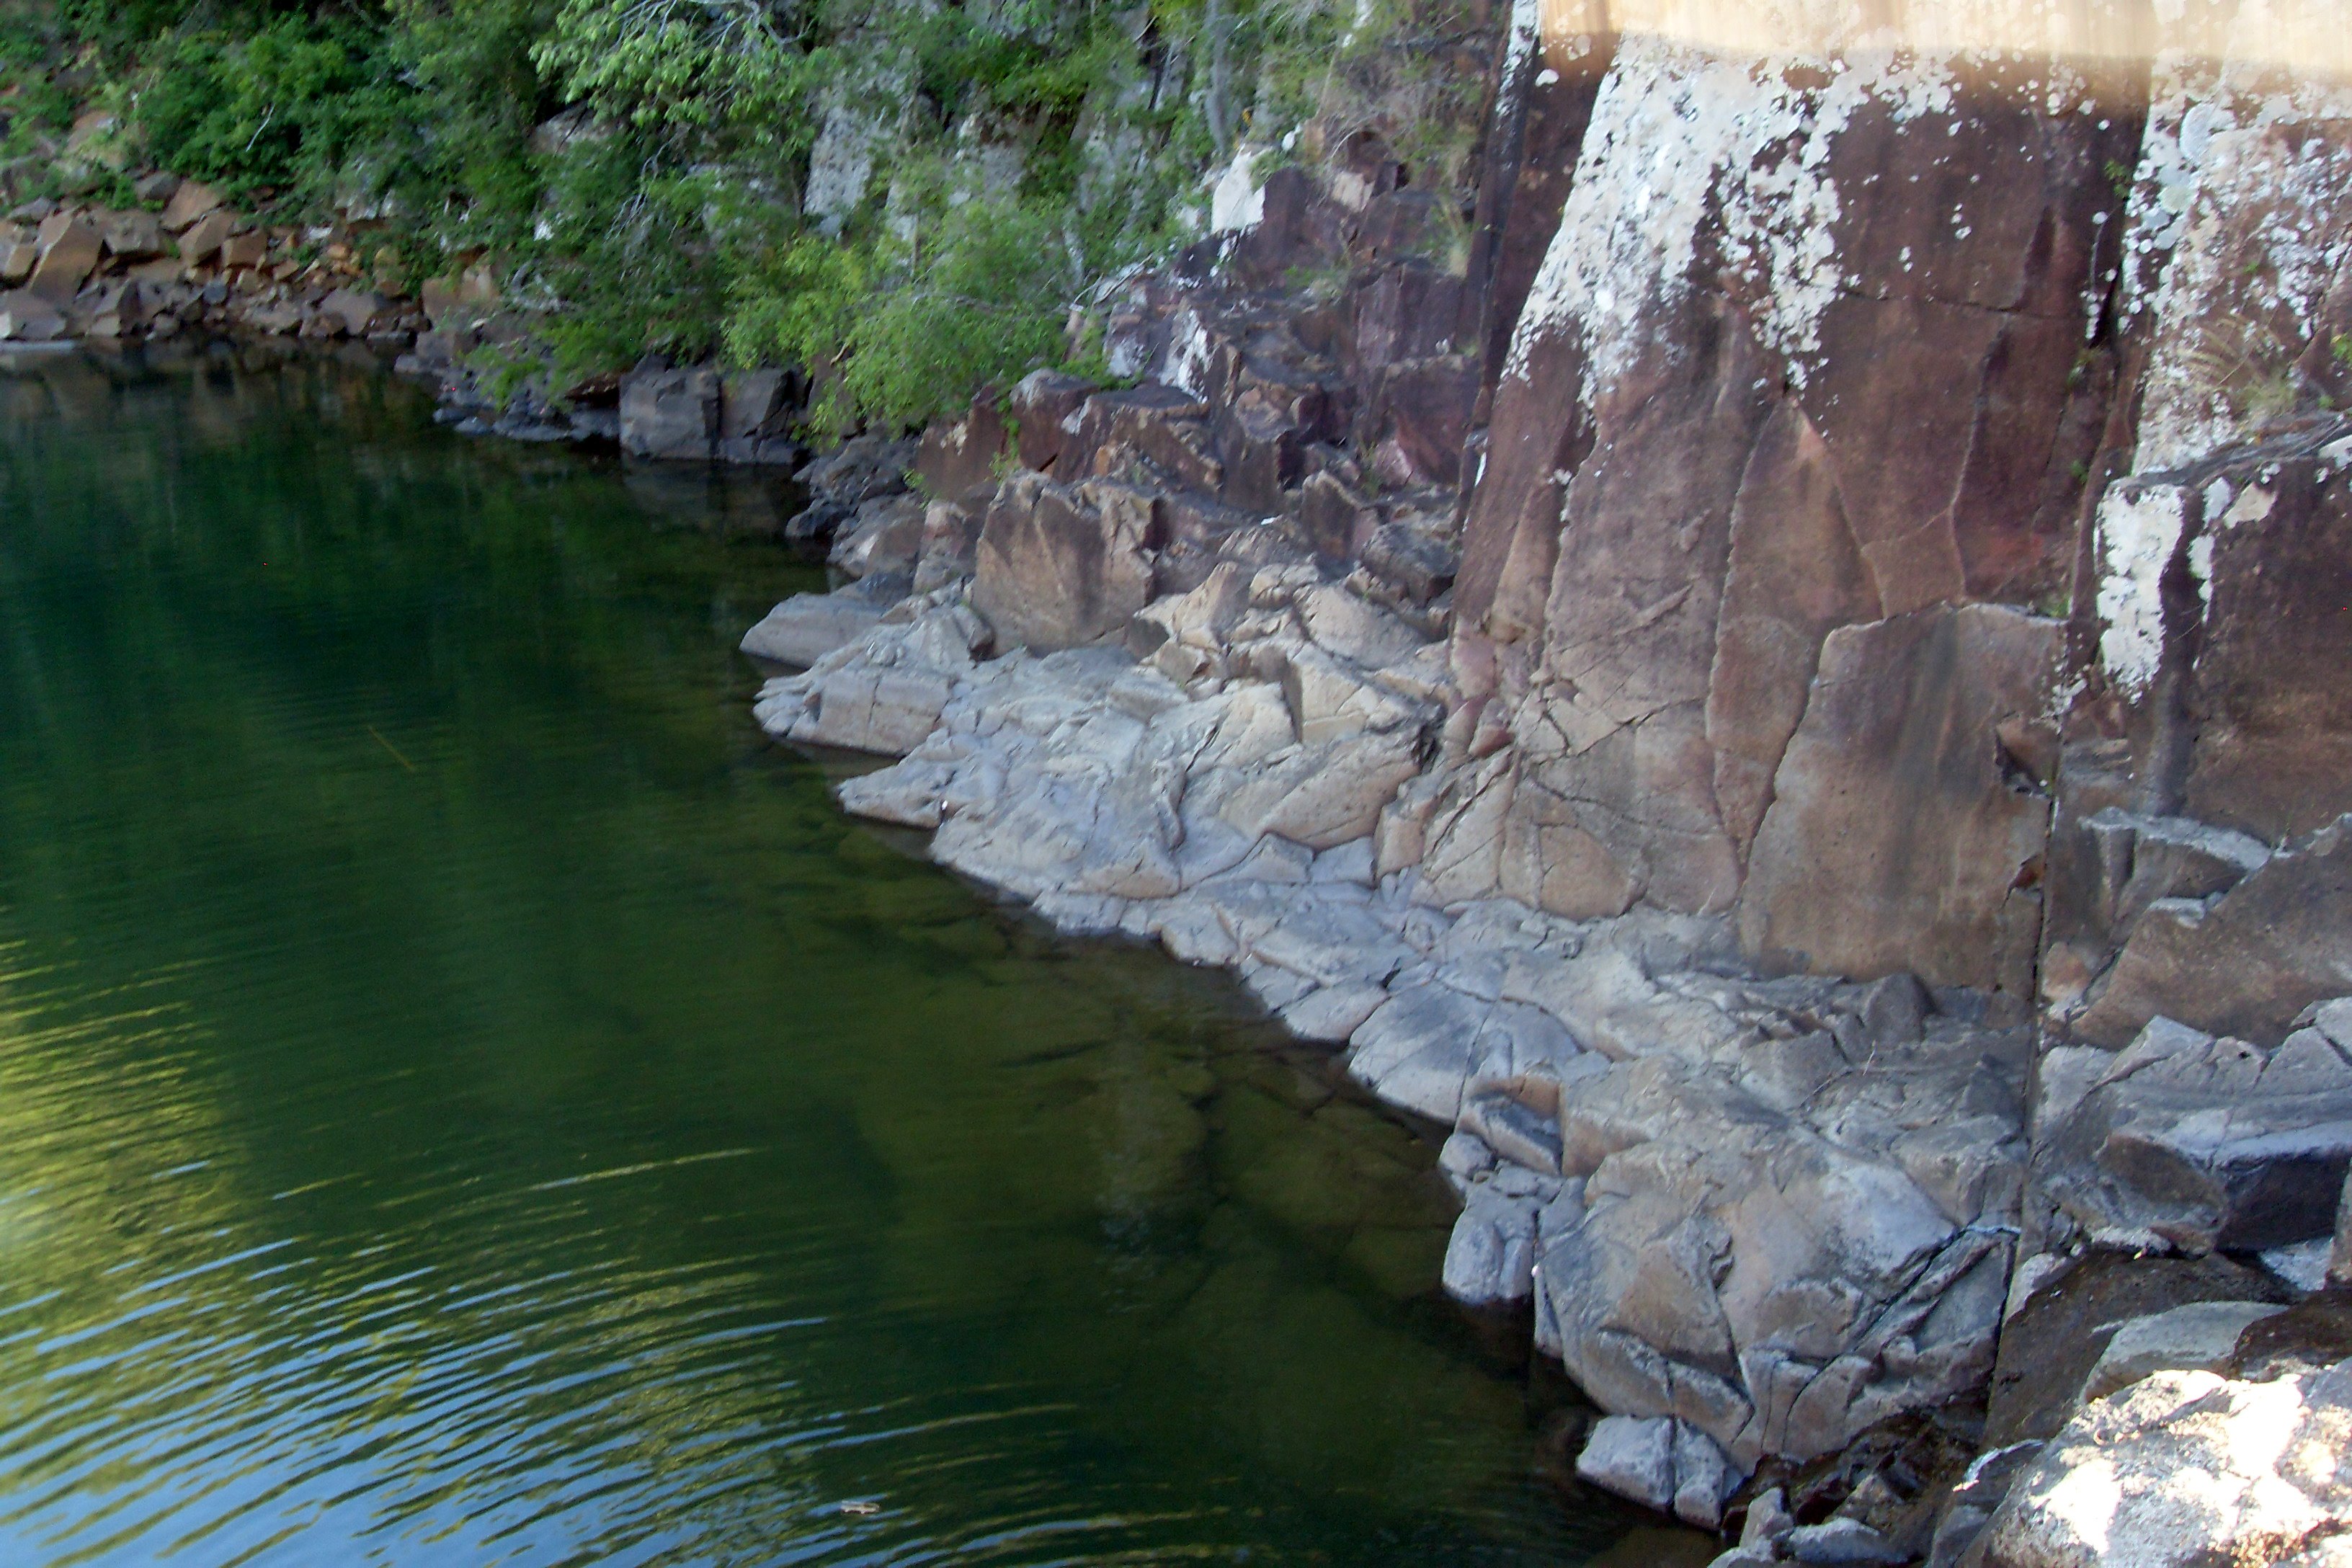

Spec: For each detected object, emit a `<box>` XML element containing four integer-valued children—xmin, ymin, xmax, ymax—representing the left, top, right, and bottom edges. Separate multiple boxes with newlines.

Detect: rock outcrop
<box><xmin>736</xmin><ymin>2</ymin><xmax>2352</xmax><ymax>1556</ymax></box>
<box><xmin>23</xmin><ymin>1</ymin><xmax>2348</xmax><ymax>1549</ymax></box>
<box><xmin>731</xmin><ymin>2</ymin><xmax>2352</xmax><ymax>1559</ymax></box>
<box><xmin>1</xmin><ymin>184</ymin><xmax>431</xmax><ymax>349</ymax></box>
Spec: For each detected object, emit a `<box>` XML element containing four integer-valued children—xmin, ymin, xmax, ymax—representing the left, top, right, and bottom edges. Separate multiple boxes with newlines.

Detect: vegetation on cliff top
<box><xmin>1</xmin><ymin>0</ymin><xmax>1490</xmax><ymax>434</ymax></box>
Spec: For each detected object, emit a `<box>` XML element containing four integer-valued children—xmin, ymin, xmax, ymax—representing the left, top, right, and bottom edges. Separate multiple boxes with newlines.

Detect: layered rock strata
<box><xmin>735</xmin><ymin>1</ymin><xmax>2352</xmax><ymax>1559</ymax></box>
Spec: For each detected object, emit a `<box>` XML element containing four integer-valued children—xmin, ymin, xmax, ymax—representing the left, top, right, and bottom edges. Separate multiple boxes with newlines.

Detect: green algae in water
<box><xmin>0</xmin><ymin>344</ymin><xmax>1701</xmax><ymax>1565</ymax></box>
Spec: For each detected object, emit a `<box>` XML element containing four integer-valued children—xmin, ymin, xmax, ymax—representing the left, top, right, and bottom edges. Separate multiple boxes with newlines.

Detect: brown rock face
<box><xmin>1439</xmin><ymin>43</ymin><xmax>2134</xmax><ymax>992</ymax></box>
<box><xmin>1740</xmin><ymin>607</ymin><xmax>2062</xmax><ymax>992</ymax></box>
<box><xmin>971</xmin><ymin>473</ymin><xmax>1155</xmax><ymax>652</ymax></box>
<box><xmin>1464</xmin><ymin>28</ymin><xmax>1616</xmax><ymax>416</ymax></box>
<box><xmin>2180</xmin><ymin>463</ymin><xmax>2352</xmax><ymax>843</ymax></box>
<box><xmin>2073</xmin><ymin>817</ymin><xmax>2352</xmax><ymax>1048</ymax></box>
<box><xmin>27</xmin><ymin>218</ymin><xmax>100</xmax><ymax>304</ymax></box>
<box><xmin>161</xmin><ymin>182</ymin><xmax>225</xmax><ymax>232</ymax></box>
<box><xmin>1056</xmin><ymin>384</ymin><xmax>1211</xmax><ymax>484</ymax></box>
<box><xmin>914</xmin><ymin>393</ymin><xmax>1009</xmax><ymax>505</ymax></box>
<box><xmin>1008</xmin><ymin>370</ymin><xmax>1095</xmax><ymax>473</ymax></box>
<box><xmin>177</xmin><ymin>211</ymin><xmax>233</xmax><ymax>267</ymax></box>
<box><xmin>1358</xmin><ymin>356</ymin><xmax>1476</xmax><ymax>488</ymax></box>
<box><xmin>219</xmin><ymin>231</ymin><xmax>268</xmax><ymax>270</ymax></box>
<box><xmin>2036</xmin><ymin>53</ymin><xmax>2352</xmax><ymax>1058</ymax></box>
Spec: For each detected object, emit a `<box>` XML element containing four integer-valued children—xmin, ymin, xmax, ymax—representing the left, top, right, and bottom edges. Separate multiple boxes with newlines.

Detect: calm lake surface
<box><xmin>0</xmin><ymin>347</ymin><xmax>1693</xmax><ymax>1567</ymax></box>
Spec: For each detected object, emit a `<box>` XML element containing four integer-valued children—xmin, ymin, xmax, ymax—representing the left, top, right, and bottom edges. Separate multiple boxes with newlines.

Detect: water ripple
<box><xmin>0</xmin><ymin>352</ymin><xmax>1685</xmax><ymax>1567</ymax></box>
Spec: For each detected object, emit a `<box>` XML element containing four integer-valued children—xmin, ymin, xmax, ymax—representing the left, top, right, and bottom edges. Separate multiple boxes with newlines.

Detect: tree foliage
<box><xmin>6</xmin><ymin>0</ymin><xmax>1474</xmax><ymax>433</ymax></box>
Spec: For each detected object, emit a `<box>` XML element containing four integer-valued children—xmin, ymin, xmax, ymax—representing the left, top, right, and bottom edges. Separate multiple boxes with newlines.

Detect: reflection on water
<box><xmin>0</xmin><ymin>344</ymin><xmax>1697</xmax><ymax>1565</ymax></box>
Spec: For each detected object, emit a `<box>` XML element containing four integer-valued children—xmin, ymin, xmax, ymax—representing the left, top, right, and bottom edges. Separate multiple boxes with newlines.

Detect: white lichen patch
<box><xmin>2116</xmin><ymin>0</ymin><xmax>2352</xmax><ymax>464</ymax></box>
<box><xmin>1157</xmin><ymin>306</ymin><xmax>1214</xmax><ymax>396</ymax></box>
<box><xmin>2093</xmin><ymin>484</ymin><xmax>2187</xmax><ymax>695</ymax></box>
<box><xmin>1208</xmin><ymin>147</ymin><xmax>1266</xmax><ymax>235</ymax></box>
<box><xmin>2094</xmin><ymin>0</ymin><xmax>2352</xmax><ymax>693</ymax></box>
<box><xmin>2132</xmin><ymin>122</ymin><xmax>2352</xmax><ymax>471</ymax></box>
<box><xmin>1503</xmin><ymin>32</ymin><xmax>1967</xmax><ymax>399</ymax></box>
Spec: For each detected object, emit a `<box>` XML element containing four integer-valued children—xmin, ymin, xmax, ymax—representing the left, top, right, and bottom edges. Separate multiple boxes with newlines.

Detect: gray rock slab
<box><xmin>2077</xmin><ymin>815</ymin><xmax>2352</xmax><ymax>1049</ymax></box>
<box><xmin>2036</xmin><ymin>1012</ymin><xmax>2352</xmax><ymax>1252</ymax></box>
<box><xmin>1575</xmin><ymin>1414</ymin><xmax>1676</xmax><ymax>1511</ymax></box>
<box><xmin>742</xmin><ymin>593</ymin><xmax>887</xmax><ymax>667</ymax></box>
<box><xmin>2080</xmin><ymin>1300</ymin><xmax>2290</xmax><ymax>1403</ymax></box>
<box><xmin>1440</xmin><ymin>1184</ymin><xmax>1539</xmax><ymax>1306</ymax></box>
<box><xmin>1280</xmin><ymin>982</ymin><xmax>1389</xmax><ymax>1043</ymax></box>
<box><xmin>1785</xmin><ymin>1517</ymin><xmax>1905</xmax><ymax>1565</ymax></box>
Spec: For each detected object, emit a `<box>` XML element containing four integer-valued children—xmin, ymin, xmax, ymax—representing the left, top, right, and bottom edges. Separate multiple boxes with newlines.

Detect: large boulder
<box><xmin>1984</xmin><ymin>1249</ymin><xmax>2292</xmax><ymax>1446</ymax></box>
<box><xmin>829</xmin><ymin>494</ymin><xmax>926</xmax><ymax>582</ymax></box>
<box><xmin>618</xmin><ymin>363</ymin><xmax>718</xmax><ymax>460</ymax></box>
<box><xmin>97</xmin><ymin>208</ymin><xmax>165</xmax><ymax>261</ymax></box>
<box><xmin>27</xmin><ymin>214</ymin><xmax>99</xmax><ymax>303</ymax></box>
<box><xmin>176</xmin><ymin>210</ymin><xmax>233</xmax><ymax>267</ymax></box>
<box><xmin>1007</xmin><ymin>369</ymin><xmax>1095</xmax><ymax>473</ymax></box>
<box><xmin>741</xmin><ymin>592</ymin><xmax>886</xmax><ymax>668</ymax></box>
<box><xmin>0</xmin><ymin>291</ymin><xmax>65</xmax><ymax>342</ymax></box>
<box><xmin>1575</xmin><ymin>1414</ymin><xmax>1676</xmax><ymax>1511</ymax></box>
<box><xmin>2075</xmin><ymin>818</ymin><xmax>2352</xmax><ymax>1049</ymax></box>
<box><xmin>1054</xmin><ymin>383</ymin><xmax>1211</xmax><ymax>484</ymax></box>
<box><xmin>1539</xmin><ymin>1059</ymin><xmax>2017</xmax><ymax>1470</ymax></box>
<box><xmin>752</xmin><ymin>597</ymin><xmax>989</xmax><ymax>758</ymax></box>
<box><xmin>2080</xmin><ymin>1300</ymin><xmax>2291</xmax><ymax>1404</ymax></box>
<box><xmin>717</xmin><ymin>369</ymin><xmax>801</xmax><ymax>466</ymax></box>
<box><xmin>1981</xmin><ymin>1360</ymin><xmax>2352</xmax><ymax>1568</ymax></box>
<box><xmin>2036</xmin><ymin>1011</ymin><xmax>2352</xmax><ymax>1255</ymax></box>
<box><xmin>318</xmin><ymin>288</ymin><xmax>386</xmax><ymax>337</ymax></box>
<box><xmin>784</xmin><ymin>434</ymin><xmax>917</xmax><ymax>544</ymax></box>
<box><xmin>160</xmin><ymin>181</ymin><xmax>225</xmax><ymax>231</ymax></box>
<box><xmin>970</xmin><ymin>473</ymin><xmax>1154</xmax><ymax>652</ymax></box>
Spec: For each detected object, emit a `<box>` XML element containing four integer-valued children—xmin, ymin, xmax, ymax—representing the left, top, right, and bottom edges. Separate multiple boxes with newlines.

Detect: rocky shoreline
<box><xmin>741</xmin><ymin>383</ymin><xmax>2352</xmax><ymax>1564</ymax></box>
<box><xmin>730</xmin><ymin>6</ymin><xmax>2352</xmax><ymax>1564</ymax></box>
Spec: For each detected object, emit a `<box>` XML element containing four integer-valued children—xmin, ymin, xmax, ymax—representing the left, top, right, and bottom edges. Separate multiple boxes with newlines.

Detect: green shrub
<box><xmin>45</xmin><ymin>0</ymin><xmax>1474</xmax><ymax>440</ymax></box>
<box><xmin>138</xmin><ymin>14</ymin><xmax>411</xmax><ymax>203</ymax></box>
<box><xmin>528</xmin><ymin>140</ymin><xmax>729</xmax><ymax>375</ymax></box>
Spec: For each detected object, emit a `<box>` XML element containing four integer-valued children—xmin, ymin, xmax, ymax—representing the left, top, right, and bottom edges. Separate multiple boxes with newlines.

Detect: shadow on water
<box><xmin>0</xmin><ymin>342</ymin><xmax>1711</xmax><ymax>1566</ymax></box>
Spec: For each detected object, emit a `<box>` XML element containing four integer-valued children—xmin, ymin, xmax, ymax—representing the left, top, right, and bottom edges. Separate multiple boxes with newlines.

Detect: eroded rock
<box><xmin>2036</xmin><ymin>1013</ymin><xmax>2352</xmax><ymax>1255</ymax></box>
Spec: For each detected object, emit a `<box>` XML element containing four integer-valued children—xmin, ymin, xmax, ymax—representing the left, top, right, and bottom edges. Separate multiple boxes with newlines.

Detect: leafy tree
<box><xmin>25</xmin><ymin>0</ymin><xmax>1483</xmax><ymax>437</ymax></box>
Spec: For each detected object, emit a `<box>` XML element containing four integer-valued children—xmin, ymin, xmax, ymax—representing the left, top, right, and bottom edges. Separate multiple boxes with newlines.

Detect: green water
<box><xmin>0</xmin><ymin>346</ymin><xmax>1694</xmax><ymax>1567</ymax></box>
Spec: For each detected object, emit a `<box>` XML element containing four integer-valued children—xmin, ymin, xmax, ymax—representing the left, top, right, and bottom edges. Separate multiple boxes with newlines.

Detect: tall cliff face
<box><xmin>1444</xmin><ymin>0</ymin><xmax>2349</xmax><ymax>1015</ymax></box>
<box><xmin>742</xmin><ymin>0</ymin><xmax>2352</xmax><ymax>1535</ymax></box>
